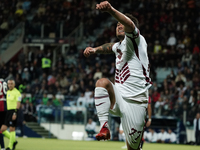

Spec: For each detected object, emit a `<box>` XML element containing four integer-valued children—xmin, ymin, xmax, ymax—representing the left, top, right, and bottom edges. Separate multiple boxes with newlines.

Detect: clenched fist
<box><xmin>96</xmin><ymin>1</ymin><xmax>112</xmax><ymax>12</ymax></box>
<box><xmin>83</xmin><ymin>47</ymin><xmax>96</xmax><ymax>57</ymax></box>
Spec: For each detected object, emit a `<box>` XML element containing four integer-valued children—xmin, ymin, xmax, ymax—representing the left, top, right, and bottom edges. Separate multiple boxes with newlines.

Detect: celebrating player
<box><xmin>83</xmin><ymin>1</ymin><xmax>152</xmax><ymax>150</ymax></box>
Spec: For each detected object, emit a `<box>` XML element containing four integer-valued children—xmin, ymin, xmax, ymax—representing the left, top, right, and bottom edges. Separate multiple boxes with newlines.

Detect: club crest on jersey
<box><xmin>117</xmin><ymin>49</ymin><xmax>123</xmax><ymax>59</ymax></box>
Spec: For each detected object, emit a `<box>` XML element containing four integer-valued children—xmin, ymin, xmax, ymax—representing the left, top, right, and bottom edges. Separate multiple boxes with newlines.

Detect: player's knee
<box><xmin>95</xmin><ymin>78</ymin><xmax>110</xmax><ymax>88</ymax></box>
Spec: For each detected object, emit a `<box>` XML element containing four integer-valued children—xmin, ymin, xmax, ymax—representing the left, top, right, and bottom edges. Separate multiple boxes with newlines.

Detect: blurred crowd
<box><xmin>0</xmin><ymin>0</ymin><xmax>40</xmax><ymax>40</ymax></box>
<box><xmin>0</xmin><ymin>0</ymin><xmax>200</xmax><ymax>127</ymax></box>
<box><xmin>144</xmin><ymin>128</ymin><xmax>177</xmax><ymax>143</ymax></box>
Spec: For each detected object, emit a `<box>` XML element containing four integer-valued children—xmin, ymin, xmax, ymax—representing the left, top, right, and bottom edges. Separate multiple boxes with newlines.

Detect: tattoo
<box><xmin>96</xmin><ymin>43</ymin><xmax>114</xmax><ymax>54</ymax></box>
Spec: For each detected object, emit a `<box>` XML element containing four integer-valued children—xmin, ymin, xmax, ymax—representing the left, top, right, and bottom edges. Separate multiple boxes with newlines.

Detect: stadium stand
<box><xmin>0</xmin><ymin>0</ymin><xmax>200</xmax><ymax>144</ymax></box>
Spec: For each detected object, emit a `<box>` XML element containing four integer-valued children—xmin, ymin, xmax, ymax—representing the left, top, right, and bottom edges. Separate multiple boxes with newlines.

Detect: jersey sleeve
<box><xmin>125</xmin><ymin>27</ymin><xmax>140</xmax><ymax>39</ymax></box>
<box><xmin>17</xmin><ymin>91</ymin><xmax>22</xmax><ymax>102</ymax></box>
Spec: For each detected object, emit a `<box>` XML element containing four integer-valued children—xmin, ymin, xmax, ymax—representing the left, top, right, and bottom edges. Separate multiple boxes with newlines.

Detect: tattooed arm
<box><xmin>95</xmin><ymin>43</ymin><xmax>114</xmax><ymax>54</ymax></box>
<box><xmin>83</xmin><ymin>43</ymin><xmax>114</xmax><ymax>57</ymax></box>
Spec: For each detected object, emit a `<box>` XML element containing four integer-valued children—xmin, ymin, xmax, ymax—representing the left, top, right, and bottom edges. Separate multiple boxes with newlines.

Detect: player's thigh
<box><xmin>121</xmin><ymin>102</ymin><xmax>147</xmax><ymax>150</ymax></box>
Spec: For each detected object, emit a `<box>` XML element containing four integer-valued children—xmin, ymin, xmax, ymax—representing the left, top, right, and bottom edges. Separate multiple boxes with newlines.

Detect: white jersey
<box><xmin>112</xmin><ymin>27</ymin><xmax>152</xmax><ymax>102</ymax></box>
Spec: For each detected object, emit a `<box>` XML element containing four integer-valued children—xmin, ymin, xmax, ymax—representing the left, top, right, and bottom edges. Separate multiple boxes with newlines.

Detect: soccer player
<box><xmin>0</xmin><ymin>80</ymin><xmax>21</xmax><ymax>150</ymax></box>
<box><xmin>83</xmin><ymin>1</ymin><xmax>152</xmax><ymax>150</ymax></box>
<box><xmin>0</xmin><ymin>79</ymin><xmax>7</xmax><ymax>150</ymax></box>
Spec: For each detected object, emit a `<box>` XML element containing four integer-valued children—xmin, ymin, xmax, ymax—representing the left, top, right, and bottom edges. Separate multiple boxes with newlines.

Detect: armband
<box><xmin>148</xmin><ymin>119</ymin><xmax>152</xmax><ymax>122</ymax></box>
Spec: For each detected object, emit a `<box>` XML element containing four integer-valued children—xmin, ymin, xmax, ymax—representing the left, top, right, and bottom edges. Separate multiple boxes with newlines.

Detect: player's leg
<box><xmin>1</xmin><ymin>125</ymin><xmax>9</xmax><ymax>138</ymax></box>
<box><xmin>126</xmin><ymin>140</ymin><xmax>141</xmax><ymax>150</ymax></box>
<box><xmin>1</xmin><ymin>111</ymin><xmax>10</xmax><ymax>139</ymax></box>
<box><xmin>121</xmin><ymin>102</ymin><xmax>147</xmax><ymax>150</ymax></box>
<box><xmin>94</xmin><ymin>78</ymin><xmax>116</xmax><ymax>140</ymax></box>
<box><xmin>7</xmin><ymin>127</ymin><xmax>16</xmax><ymax>150</ymax></box>
<box><xmin>0</xmin><ymin>131</ymin><xmax>5</xmax><ymax>150</ymax></box>
<box><xmin>0</xmin><ymin>112</ymin><xmax>6</xmax><ymax>150</ymax></box>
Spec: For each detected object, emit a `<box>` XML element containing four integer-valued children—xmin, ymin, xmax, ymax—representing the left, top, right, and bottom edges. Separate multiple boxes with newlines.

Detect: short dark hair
<box><xmin>125</xmin><ymin>13</ymin><xmax>139</xmax><ymax>28</ymax></box>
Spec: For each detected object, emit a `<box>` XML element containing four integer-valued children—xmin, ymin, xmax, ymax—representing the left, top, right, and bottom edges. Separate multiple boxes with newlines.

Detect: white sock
<box><xmin>95</xmin><ymin>87</ymin><xmax>110</xmax><ymax>128</ymax></box>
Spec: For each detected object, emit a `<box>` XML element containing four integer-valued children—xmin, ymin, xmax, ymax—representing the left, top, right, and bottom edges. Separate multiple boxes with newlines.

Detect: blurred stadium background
<box><xmin>0</xmin><ymin>0</ymin><xmax>200</xmax><ymax>148</ymax></box>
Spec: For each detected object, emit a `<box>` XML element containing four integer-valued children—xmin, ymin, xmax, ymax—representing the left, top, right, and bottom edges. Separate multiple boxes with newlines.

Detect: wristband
<box><xmin>13</xmin><ymin>112</ymin><xmax>17</xmax><ymax>116</ymax></box>
<box><xmin>148</xmin><ymin>119</ymin><xmax>152</xmax><ymax>122</ymax></box>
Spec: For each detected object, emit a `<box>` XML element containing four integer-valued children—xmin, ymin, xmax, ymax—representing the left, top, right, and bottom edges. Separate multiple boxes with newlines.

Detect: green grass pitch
<box><xmin>3</xmin><ymin>138</ymin><xmax>199</xmax><ymax>150</ymax></box>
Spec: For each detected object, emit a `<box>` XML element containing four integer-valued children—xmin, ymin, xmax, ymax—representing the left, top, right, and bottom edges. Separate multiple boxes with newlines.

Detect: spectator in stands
<box><xmin>28</xmin><ymin>102</ymin><xmax>37</xmax><ymax>122</ymax></box>
<box><xmin>166</xmin><ymin>33</ymin><xmax>177</xmax><ymax>46</ymax></box>
<box><xmin>157</xmin><ymin>128</ymin><xmax>168</xmax><ymax>143</ymax></box>
<box><xmin>0</xmin><ymin>19</ymin><xmax>9</xmax><ymax>37</ymax></box>
<box><xmin>93</xmin><ymin>68</ymin><xmax>103</xmax><ymax>81</ymax></box>
<box><xmin>84</xmin><ymin>88</ymin><xmax>92</xmax><ymax>101</ymax></box>
<box><xmin>85</xmin><ymin>118</ymin><xmax>96</xmax><ymax>138</ymax></box>
<box><xmin>144</xmin><ymin>128</ymin><xmax>158</xmax><ymax>143</ymax></box>
<box><xmin>42</xmin><ymin>93</ymin><xmax>49</xmax><ymax>105</ymax></box>
<box><xmin>22</xmin><ymin>68</ymin><xmax>30</xmax><ymax>82</ymax></box>
<box><xmin>52</xmin><ymin>94</ymin><xmax>62</xmax><ymax>107</ymax></box>
<box><xmin>69</xmin><ymin>79</ymin><xmax>79</xmax><ymax>96</ymax></box>
<box><xmin>165</xmin><ymin>129</ymin><xmax>176</xmax><ymax>143</ymax></box>
<box><xmin>15</xmin><ymin>5</ymin><xmax>24</xmax><ymax>16</ymax></box>
<box><xmin>86</xmin><ymin>92</ymin><xmax>94</xmax><ymax>107</ymax></box>
<box><xmin>194</xmin><ymin>112</ymin><xmax>200</xmax><ymax>145</ymax></box>
<box><xmin>23</xmin><ymin>99</ymin><xmax>30</xmax><ymax>122</ymax></box>
<box><xmin>154</xmin><ymin>97</ymin><xmax>164</xmax><ymax>116</ymax></box>
<box><xmin>59</xmin><ymin>75</ymin><xmax>69</xmax><ymax>89</ymax></box>
<box><xmin>17</xmin><ymin>104</ymin><xmax>25</xmax><ymax>137</ymax></box>
<box><xmin>193</xmin><ymin>44</ymin><xmax>200</xmax><ymax>54</ymax></box>
<box><xmin>77</xmin><ymin>92</ymin><xmax>86</xmax><ymax>107</ymax></box>
<box><xmin>22</xmin><ymin>0</ymin><xmax>31</xmax><ymax>13</ymax></box>
<box><xmin>175</xmin><ymin>71</ymin><xmax>186</xmax><ymax>86</ymax></box>
<box><xmin>181</xmin><ymin>49</ymin><xmax>192</xmax><ymax>67</ymax></box>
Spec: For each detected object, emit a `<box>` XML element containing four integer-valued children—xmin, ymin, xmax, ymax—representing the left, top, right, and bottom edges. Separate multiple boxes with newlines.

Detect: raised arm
<box><xmin>83</xmin><ymin>43</ymin><xmax>114</xmax><ymax>57</ymax></box>
<box><xmin>96</xmin><ymin>1</ymin><xmax>135</xmax><ymax>32</ymax></box>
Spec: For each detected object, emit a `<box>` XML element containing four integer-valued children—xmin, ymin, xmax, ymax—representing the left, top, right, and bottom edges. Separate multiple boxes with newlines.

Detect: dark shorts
<box><xmin>0</xmin><ymin>111</ymin><xmax>6</xmax><ymax>127</ymax></box>
<box><xmin>4</xmin><ymin>110</ymin><xmax>17</xmax><ymax>127</ymax></box>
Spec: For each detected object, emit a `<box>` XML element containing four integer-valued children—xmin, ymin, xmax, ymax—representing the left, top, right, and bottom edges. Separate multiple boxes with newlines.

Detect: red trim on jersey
<box><xmin>130</xmin><ymin>37</ymin><xmax>152</xmax><ymax>85</ymax></box>
<box><xmin>142</xmin><ymin>65</ymin><xmax>152</xmax><ymax>84</ymax></box>
<box><xmin>115</xmin><ymin>62</ymin><xmax>130</xmax><ymax>84</ymax></box>
<box><xmin>116</xmin><ymin>62</ymin><xmax>129</xmax><ymax>72</ymax></box>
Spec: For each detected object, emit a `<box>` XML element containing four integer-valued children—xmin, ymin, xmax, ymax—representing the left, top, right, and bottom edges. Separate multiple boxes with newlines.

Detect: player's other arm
<box><xmin>83</xmin><ymin>43</ymin><xmax>114</xmax><ymax>57</ymax></box>
<box><xmin>96</xmin><ymin>1</ymin><xmax>135</xmax><ymax>33</ymax></box>
<box><xmin>146</xmin><ymin>103</ymin><xmax>152</xmax><ymax>127</ymax></box>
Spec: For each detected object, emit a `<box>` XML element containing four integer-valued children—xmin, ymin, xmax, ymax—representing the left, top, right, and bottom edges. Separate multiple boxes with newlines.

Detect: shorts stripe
<box><xmin>94</xmin><ymin>95</ymin><xmax>109</xmax><ymax>99</ymax></box>
<box><xmin>95</xmin><ymin>102</ymin><xmax>105</xmax><ymax>106</ymax></box>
